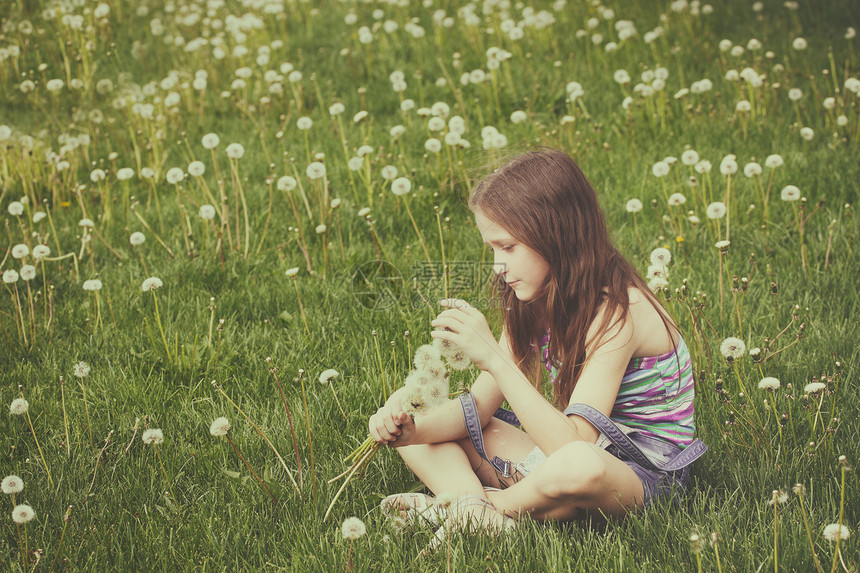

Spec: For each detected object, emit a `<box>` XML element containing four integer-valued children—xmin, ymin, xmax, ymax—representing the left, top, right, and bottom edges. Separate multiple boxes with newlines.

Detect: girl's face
<box><xmin>474</xmin><ymin>210</ymin><xmax>550</xmax><ymax>302</ymax></box>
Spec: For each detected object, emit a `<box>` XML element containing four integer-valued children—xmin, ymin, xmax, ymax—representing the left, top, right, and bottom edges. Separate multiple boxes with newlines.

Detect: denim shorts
<box><xmin>514</xmin><ymin>443</ymin><xmax>691</xmax><ymax>507</ymax></box>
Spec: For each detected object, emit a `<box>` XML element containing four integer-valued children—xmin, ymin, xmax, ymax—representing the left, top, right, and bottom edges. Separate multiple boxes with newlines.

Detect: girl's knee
<box><xmin>535</xmin><ymin>441</ymin><xmax>608</xmax><ymax>501</ymax></box>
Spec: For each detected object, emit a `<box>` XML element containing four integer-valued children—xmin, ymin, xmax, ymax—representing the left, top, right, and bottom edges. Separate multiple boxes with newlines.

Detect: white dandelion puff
<box><xmin>720</xmin><ymin>337</ymin><xmax>746</xmax><ymax>360</ymax></box>
<box><xmin>650</xmin><ymin>248</ymin><xmax>671</xmax><ymax>267</ymax></box>
<box><xmin>11</xmin><ymin>504</ymin><xmax>35</xmax><ymax>524</ymax></box>
<box><xmin>130</xmin><ymin>232</ymin><xmax>146</xmax><ymax>246</ymax></box>
<box><xmin>141</xmin><ymin>277</ymin><xmax>163</xmax><ymax>292</ymax></box>
<box><xmin>209</xmin><ymin>417</ymin><xmax>231</xmax><ymax>437</ymax></box>
<box><xmin>141</xmin><ymin>428</ymin><xmax>164</xmax><ymax>445</ymax></box>
<box><xmin>823</xmin><ymin>524</ymin><xmax>850</xmax><ymax>542</ymax></box>
<box><xmin>73</xmin><ymin>361</ymin><xmax>91</xmax><ymax>378</ymax></box>
<box><xmin>1</xmin><ymin>475</ymin><xmax>23</xmax><ymax>494</ymax></box>
<box><xmin>9</xmin><ymin>398</ymin><xmax>29</xmax><ymax>415</ymax></box>
<box><xmin>758</xmin><ymin>377</ymin><xmax>781</xmax><ymax>390</ymax></box>
<box><xmin>341</xmin><ymin>516</ymin><xmax>367</xmax><ymax>540</ymax></box>
<box><xmin>318</xmin><ymin>369</ymin><xmax>339</xmax><ymax>384</ymax></box>
<box><xmin>626</xmin><ymin>198</ymin><xmax>643</xmax><ymax>213</ymax></box>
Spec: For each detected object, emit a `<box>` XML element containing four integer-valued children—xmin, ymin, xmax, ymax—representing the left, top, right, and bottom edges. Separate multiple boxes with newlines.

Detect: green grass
<box><xmin>1</xmin><ymin>0</ymin><xmax>859</xmax><ymax>570</ymax></box>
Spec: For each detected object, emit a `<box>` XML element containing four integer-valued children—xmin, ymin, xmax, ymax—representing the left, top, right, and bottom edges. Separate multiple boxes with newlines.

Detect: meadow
<box><xmin>0</xmin><ymin>0</ymin><xmax>859</xmax><ymax>570</ymax></box>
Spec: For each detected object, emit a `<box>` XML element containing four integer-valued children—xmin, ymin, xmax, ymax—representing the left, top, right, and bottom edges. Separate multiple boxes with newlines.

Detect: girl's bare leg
<box><xmin>485</xmin><ymin>440</ymin><xmax>646</xmax><ymax>521</ymax></box>
<box><xmin>396</xmin><ymin>418</ymin><xmax>646</xmax><ymax>524</ymax></box>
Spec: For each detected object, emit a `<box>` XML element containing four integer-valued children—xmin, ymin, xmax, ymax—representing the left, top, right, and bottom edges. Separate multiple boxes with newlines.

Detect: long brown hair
<box><xmin>469</xmin><ymin>149</ymin><xmax>675</xmax><ymax>407</ymax></box>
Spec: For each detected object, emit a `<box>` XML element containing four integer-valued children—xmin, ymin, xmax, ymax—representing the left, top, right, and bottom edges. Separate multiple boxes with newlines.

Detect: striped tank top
<box><xmin>538</xmin><ymin>332</ymin><xmax>696</xmax><ymax>447</ymax></box>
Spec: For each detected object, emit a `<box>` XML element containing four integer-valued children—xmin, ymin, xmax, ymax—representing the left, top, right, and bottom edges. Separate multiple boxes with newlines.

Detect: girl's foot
<box><xmin>380</xmin><ymin>492</ymin><xmax>445</xmax><ymax>528</ymax></box>
<box><xmin>421</xmin><ymin>495</ymin><xmax>516</xmax><ymax>556</ymax></box>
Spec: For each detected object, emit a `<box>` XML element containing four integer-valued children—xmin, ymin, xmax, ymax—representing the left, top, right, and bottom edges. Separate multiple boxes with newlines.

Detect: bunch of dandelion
<box><xmin>10</xmin><ymin>395</ymin><xmax>53</xmax><ymax>486</ymax></box>
<box><xmin>209</xmin><ymin>417</ymin><xmax>277</xmax><ymax>503</ymax></box>
<box><xmin>141</xmin><ymin>428</ymin><xmax>178</xmax><ymax>507</ymax></box>
<box><xmin>11</xmin><ymin>503</ymin><xmax>35</xmax><ymax>571</ymax></box>
<box><xmin>341</xmin><ymin>516</ymin><xmax>367</xmax><ymax>573</ymax></box>
<box><xmin>324</xmin><ymin>337</ymin><xmax>470</xmax><ymax>520</ymax></box>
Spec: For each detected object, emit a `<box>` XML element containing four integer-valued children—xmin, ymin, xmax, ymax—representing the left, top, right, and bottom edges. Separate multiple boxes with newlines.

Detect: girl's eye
<box><xmin>501</xmin><ymin>245</ymin><xmax>513</xmax><ymax>252</ymax></box>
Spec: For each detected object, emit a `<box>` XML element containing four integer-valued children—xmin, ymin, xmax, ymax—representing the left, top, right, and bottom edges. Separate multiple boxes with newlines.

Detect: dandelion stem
<box><xmin>212</xmin><ymin>381</ymin><xmax>299</xmax><ymax>492</ymax></box>
<box><xmin>291</xmin><ymin>278</ymin><xmax>310</xmax><ymax>336</ymax></box>
<box><xmin>151</xmin><ymin>291</ymin><xmax>172</xmax><ymax>362</ymax></box>
<box><xmin>25</xmin><ymin>408</ymin><xmax>53</xmax><ymax>487</ymax></box>
<box><xmin>270</xmin><ymin>367</ymin><xmax>303</xmax><ymax>488</ymax></box>
<box><xmin>373</xmin><ymin>334</ymin><xmax>388</xmax><ymax>400</ymax></box>
<box><xmin>797</xmin><ymin>488</ymin><xmax>824</xmax><ymax>573</ymax></box>
<box><xmin>154</xmin><ymin>444</ymin><xmax>179</xmax><ymax>507</ymax></box>
<box><xmin>401</xmin><ymin>196</ymin><xmax>432</xmax><ymax>264</ymax></box>
<box><xmin>830</xmin><ymin>465</ymin><xmax>847</xmax><ymax>573</ymax></box>
<box><xmin>87</xmin><ymin>430</ymin><xmax>114</xmax><ymax>495</ymax></box>
<box><xmin>299</xmin><ymin>370</ymin><xmax>317</xmax><ymax>502</ymax></box>
<box><xmin>226</xmin><ymin>434</ymin><xmax>277</xmax><ymax>503</ymax></box>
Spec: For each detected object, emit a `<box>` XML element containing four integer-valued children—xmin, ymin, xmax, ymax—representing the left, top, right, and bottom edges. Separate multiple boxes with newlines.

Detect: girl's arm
<box><xmin>432</xmin><ymin>299</ymin><xmax>635</xmax><ymax>456</ymax></box>
<box><xmin>369</xmin><ymin>331</ymin><xmax>512</xmax><ymax>446</ymax></box>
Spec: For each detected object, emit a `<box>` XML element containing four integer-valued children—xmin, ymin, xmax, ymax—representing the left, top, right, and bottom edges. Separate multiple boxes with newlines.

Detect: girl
<box><xmin>369</xmin><ymin>149</ymin><xmax>705</xmax><ymax>541</ymax></box>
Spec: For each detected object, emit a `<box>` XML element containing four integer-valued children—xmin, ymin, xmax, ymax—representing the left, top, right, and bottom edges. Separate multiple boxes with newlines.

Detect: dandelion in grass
<box><xmin>781</xmin><ymin>185</ymin><xmax>800</xmax><ymax>202</ymax></box>
<box><xmin>141</xmin><ymin>277</ymin><xmax>171</xmax><ymax>361</ymax></box>
<box><xmin>11</xmin><ymin>503</ymin><xmax>35</xmax><ymax>570</ymax></box>
<box><xmin>768</xmin><ymin>489</ymin><xmax>788</xmax><ymax>572</ymax></box>
<box><xmin>286</xmin><ymin>267</ymin><xmax>310</xmax><ymax>335</ymax></box>
<box><xmin>10</xmin><ymin>394</ymin><xmax>52</xmax><ymax>486</ymax></box>
<box><xmin>720</xmin><ymin>337</ymin><xmax>745</xmax><ymax>361</ymax></box>
<box><xmin>209</xmin><ymin>416</ymin><xmax>276</xmax><ymax>503</ymax></box>
<box><xmin>649</xmin><ymin>248</ymin><xmax>671</xmax><ymax>267</ymax></box>
<box><xmin>319</xmin><ymin>369</ymin><xmax>346</xmax><ymax>418</ymax></box>
<box><xmin>341</xmin><ymin>516</ymin><xmax>366</xmax><ymax>572</ymax></box>
<box><xmin>804</xmin><ymin>381</ymin><xmax>826</xmax><ymax>394</ymax></box>
<box><xmin>73</xmin><ymin>361</ymin><xmax>94</xmax><ymax>444</ymax></box>
<box><xmin>3</xmin><ymin>268</ymin><xmax>28</xmax><ymax>345</ymax></box>
<box><xmin>824</xmin><ymin>524</ymin><xmax>850</xmax><ymax>542</ymax></box>
<box><xmin>2</xmin><ymin>475</ymin><xmax>23</xmax><ymax>496</ymax></box>
<box><xmin>141</xmin><ymin>428</ymin><xmax>177</xmax><ymax>505</ymax></box>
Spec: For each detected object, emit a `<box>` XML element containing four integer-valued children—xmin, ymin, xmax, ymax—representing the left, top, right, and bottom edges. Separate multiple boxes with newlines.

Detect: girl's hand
<box><xmin>430</xmin><ymin>299</ymin><xmax>504</xmax><ymax>372</ymax></box>
<box><xmin>368</xmin><ymin>391</ymin><xmax>417</xmax><ymax>446</ymax></box>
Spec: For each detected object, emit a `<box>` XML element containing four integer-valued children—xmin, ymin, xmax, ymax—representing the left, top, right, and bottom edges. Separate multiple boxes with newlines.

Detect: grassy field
<box><xmin>1</xmin><ymin>0</ymin><xmax>859</xmax><ymax>570</ymax></box>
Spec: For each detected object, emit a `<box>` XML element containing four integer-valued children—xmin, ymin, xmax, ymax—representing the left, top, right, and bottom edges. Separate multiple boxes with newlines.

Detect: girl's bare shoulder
<box><xmin>626</xmin><ymin>286</ymin><xmax>678</xmax><ymax>357</ymax></box>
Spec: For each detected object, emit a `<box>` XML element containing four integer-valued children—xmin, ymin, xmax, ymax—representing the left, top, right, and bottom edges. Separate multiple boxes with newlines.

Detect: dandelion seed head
<box><xmin>188</xmin><ymin>161</ymin><xmax>205</xmax><ymax>177</ymax></box>
<box><xmin>626</xmin><ymin>198</ymin><xmax>643</xmax><ymax>213</ymax></box>
<box><xmin>225</xmin><ymin>143</ymin><xmax>245</xmax><ymax>159</ymax></box>
<box><xmin>341</xmin><ymin>516</ymin><xmax>367</xmax><ymax>540</ymax></box>
<box><xmin>792</xmin><ymin>37</ymin><xmax>807</xmax><ymax>51</ymax></box>
<box><xmin>823</xmin><ymin>523</ymin><xmax>850</xmax><ymax>542</ymax></box>
<box><xmin>765</xmin><ymin>154</ymin><xmax>784</xmax><ymax>168</ymax></box>
<box><xmin>328</xmin><ymin>102</ymin><xmax>345</xmax><ymax>116</ymax></box>
<box><xmin>799</xmin><ymin>127</ymin><xmax>814</xmax><ymax>141</ymax></box>
<box><xmin>141</xmin><ymin>428</ymin><xmax>164</xmax><ymax>445</ymax></box>
<box><xmin>73</xmin><ymin>361</ymin><xmax>91</xmax><ymax>378</ymax></box>
<box><xmin>141</xmin><ymin>277</ymin><xmax>163</xmax><ymax>292</ymax></box>
<box><xmin>381</xmin><ymin>165</ymin><xmax>398</xmax><ymax>180</ymax></box>
<box><xmin>681</xmin><ymin>150</ymin><xmax>699</xmax><ymax>166</ymax></box>
<box><xmin>743</xmin><ymin>162</ymin><xmax>762</xmax><ymax>177</ymax></box>
<box><xmin>202</xmin><ymin>133</ymin><xmax>220</xmax><ymax>149</ymax></box>
<box><xmin>306</xmin><ymin>162</ymin><xmax>326</xmax><ymax>180</ymax></box>
<box><xmin>767</xmin><ymin>489</ymin><xmax>788</xmax><ymax>505</ymax></box>
<box><xmin>780</xmin><ymin>185</ymin><xmax>801</xmax><ymax>202</ymax></box>
<box><xmin>804</xmin><ymin>381</ymin><xmax>826</xmax><ymax>394</ymax></box>
<box><xmin>129</xmin><ymin>232</ymin><xmax>146</xmax><ymax>246</ymax></box>
<box><xmin>11</xmin><ymin>244</ymin><xmax>29</xmax><ymax>259</ymax></box>
<box><xmin>391</xmin><ymin>177</ymin><xmax>412</xmax><ymax>196</ymax></box>
<box><xmin>82</xmin><ymin>279</ymin><xmax>102</xmax><ymax>291</ymax></box>
<box><xmin>285</xmin><ymin>267</ymin><xmax>299</xmax><ymax>278</ymax></box>
<box><xmin>423</xmin><ymin>380</ymin><xmax>449</xmax><ymax>405</ymax></box>
<box><xmin>706</xmin><ymin>202</ymin><xmax>727</xmax><ymax>219</ymax></box>
<box><xmin>668</xmin><ymin>193</ymin><xmax>686</xmax><ymax>207</ymax></box>
<box><xmin>649</xmin><ymin>248</ymin><xmax>671</xmax><ymax>267</ymax></box>
<box><xmin>413</xmin><ymin>344</ymin><xmax>443</xmax><ymax>370</ymax></box>
<box><xmin>315</xmin><ymin>224</ymin><xmax>327</xmax><ymax>234</ymax></box>
<box><xmin>447</xmin><ymin>350</ymin><xmax>471</xmax><ymax>371</ymax></box>
<box><xmin>3</xmin><ymin>270</ymin><xmax>19</xmax><ymax>284</ymax></box>
<box><xmin>720</xmin><ymin>337</ymin><xmax>746</xmax><ymax>359</ymax></box>
<box><xmin>651</xmin><ymin>161</ymin><xmax>670</xmax><ymax>177</ymax></box>
<box><xmin>11</xmin><ymin>504</ymin><xmax>35</xmax><ymax>524</ymax></box>
<box><xmin>402</xmin><ymin>386</ymin><xmax>428</xmax><ymax>417</ymax></box>
<box><xmin>1</xmin><ymin>475</ymin><xmax>23</xmax><ymax>494</ymax></box>
<box><xmin>715</xmin><ymin>240</ymin><xmax>731</xmax><ymax>250</ymax></box>
<box><xmin>199</xmin><ymin>205</ymin><xmax>216</xmax><ymax>220</ymax></box>
<box><xmin>209</xmin><ymin>417</ymin><xmax>230</xmax><ymax>437</ymax></box>
<box><xmin>758</xmin><ymin>377</ymin><xmax>780</xmax><ymax>390</ymax></box>
<box><xmin>165</xmin><ymin>167</ymin><xmax>184</xmax><ymax>184</ymax></box>
<box><xmin>9</xmin><ymin>398</ymin><xmax>29</xmax><ymax>415</ymax></box>
<box><xmin>318</xmin><ymin>369</ymin><xmax>339</xmax><ymax>384</ymax></box>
